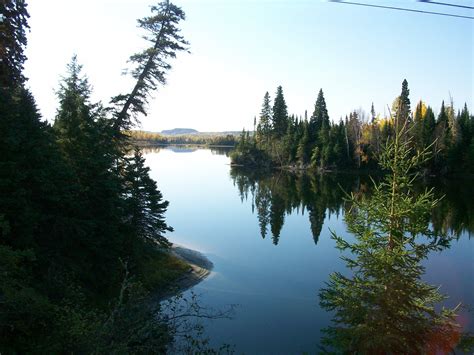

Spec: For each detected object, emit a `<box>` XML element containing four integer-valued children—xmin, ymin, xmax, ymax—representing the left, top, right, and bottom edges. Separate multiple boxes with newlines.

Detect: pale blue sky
<box><xmin>25</xmin><ymin>0</ymin><xmax>473</xmax><ymax>132</ymax></box>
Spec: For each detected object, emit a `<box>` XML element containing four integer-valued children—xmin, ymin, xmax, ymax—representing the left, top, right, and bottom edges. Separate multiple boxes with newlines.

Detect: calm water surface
<box><xmin>145</xmin><ymin>146</ymin><xmax>473</xmax><ymax>354</ymax></box>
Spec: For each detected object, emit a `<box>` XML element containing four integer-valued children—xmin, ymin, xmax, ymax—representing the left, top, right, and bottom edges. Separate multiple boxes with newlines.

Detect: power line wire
<box><xmin>418</xmin><ymin>1</ymin><xmax>474</xmax><ymax>11</ymax></box>
<box><xmin>329</xmin><ymin>0</ymin><xmax>474</xmax><ymax>19</ymax></box>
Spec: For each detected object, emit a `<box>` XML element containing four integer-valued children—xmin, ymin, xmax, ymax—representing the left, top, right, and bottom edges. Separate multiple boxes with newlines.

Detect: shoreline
<box><xmin>154</xmin><ymin>244</ymin><xmax>213</xmax><ymax>301</ymax></box>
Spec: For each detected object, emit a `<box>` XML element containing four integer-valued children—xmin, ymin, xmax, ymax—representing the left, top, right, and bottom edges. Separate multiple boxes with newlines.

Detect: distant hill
<box><xmin>161</xmin><ymin>128</ymin><xmax>198</xmax><ymax>135</ymax></box>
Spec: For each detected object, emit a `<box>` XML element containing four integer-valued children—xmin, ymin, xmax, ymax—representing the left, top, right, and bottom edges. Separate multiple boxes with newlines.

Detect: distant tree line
<box><xmin>128</xmin><ymin>130</ymin><xmax>237</xmax><ymax>146</ymax></box>
<box><xmin>231</xmin><ymin>81</ymin><xmax>474</xmax><ymax>176</ymax></box>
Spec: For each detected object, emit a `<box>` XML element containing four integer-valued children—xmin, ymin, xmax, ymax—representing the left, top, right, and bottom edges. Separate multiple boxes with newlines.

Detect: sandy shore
<box><xmin>155</xmin><ymin>244</ymin><xmax>213</xmax><ymax>301</ymax></box>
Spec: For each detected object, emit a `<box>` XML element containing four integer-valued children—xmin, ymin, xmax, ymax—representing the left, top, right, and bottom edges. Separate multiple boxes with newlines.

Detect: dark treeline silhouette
<box><xmin>231</xmin><ymin>81</ymin><xmax>474</xmax><ymax>176</ymax></box>
<box><xmin>230</xmin><ymin>169</ymin><xmax>473</xmax><ymax>246</ymax></box>
<box><xmin>0</xmin><ymin>1</ymin><xmax>229</xmax><ymax>353</ymax></box>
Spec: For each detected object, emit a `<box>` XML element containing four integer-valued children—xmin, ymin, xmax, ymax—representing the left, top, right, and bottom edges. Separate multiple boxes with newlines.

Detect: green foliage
<box><xmin>123</xmin><ymin>147</ymin><xmax>173</xmax><ymax>248</ymax></box>
<box><xmin>0</xmin><ymin>0</ymin><xmax>30</xmax><ymax>86</ymax></box>
<box><xmin>319</xmin><ymin>120</ymin><xmax>461</xmax><ymax>353</ymax></box>
<box><xmin>257</xmin><ymin>91</ymin><xmax>273</xmax><ymax>142</ymax></box>
<box><xmin>310</xmin><ymin>88</ymin><xmax>330</xmax><ymax>137</ymax></box>
<box><xmin>235</xmin><ymin>81</ymin><xmax>473</xmax><ymax>176</ymax></box>
<box><xmin>0</xmin><ymin>1</ymin><xmax>203</xmax><ymax>352</ymax></box>
<box><xmin>272</xmin><ymin>85</ymin><xmax>288</xmax><ymax>137</ymax></box>
<box><xmin>230</xmin><ymin>129</ymin><xmax>271</xmax><ymax>168</ymax></box>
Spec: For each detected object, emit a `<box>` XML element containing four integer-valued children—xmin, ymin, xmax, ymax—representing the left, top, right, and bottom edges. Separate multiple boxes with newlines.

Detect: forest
<box><xmin>0</xmin><ymin>1</ymin><xmax>226</xmax><ymax>353</ymax></box>
<box><xmin>231</xmin><ymin>82</ymin><xmax>474</xmax><ymax>176</ymax></box>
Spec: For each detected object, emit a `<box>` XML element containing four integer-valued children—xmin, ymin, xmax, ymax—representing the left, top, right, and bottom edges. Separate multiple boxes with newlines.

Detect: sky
<box><xmin>24</xmin><ymin>0</ymin><xmax>473</xmax><ymax>132</ymax></box>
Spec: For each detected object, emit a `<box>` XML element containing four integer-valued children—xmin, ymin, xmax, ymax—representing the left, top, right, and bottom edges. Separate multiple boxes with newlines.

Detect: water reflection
<box><xmin>230</xmin><ymin>168</ymin><xmax>473</xmax><ymax>351</ymax></box>
<box><xmin>429</xmin><ymin>178</ymin><xmax>474</xmax><ymax>238</ymax></box>
<box><xmin>317</xmin><ymin>182</ymin><xmax>462</xmax><ymax>353</ymax></box>
<box><xmin>230</xmin><ymin>168</ymin><xmax>474</xmax><ymax>245</ymax></box>
<box><xmin>140</xmin><ymin>145</ymin><xmax>232</xmax><ymax>157</ymax></box>
<box><xmin>231</xmin><ymin>169</ymin><xmax>363</xmax><ymax>244</ymax></box>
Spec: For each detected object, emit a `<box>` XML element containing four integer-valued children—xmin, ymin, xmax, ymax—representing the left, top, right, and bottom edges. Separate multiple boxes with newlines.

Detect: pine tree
<box><xmin>309</xmin><ymin>89</ymin><xmax>330</xmax><ymax>138</ymax></box>
<box><xmin>398</xmin><ymin>78</ymin><xmax>411</xmax><ymax>125</ymax></box>
<box><xmin>257</xmin><ymin>91</ymin><xmax>272</xmax><ymax>145</ymax></box>
<box><xmin>272</xmin><ymin>86</ymin><xmax>288</xmax><ymax>138</ymax></box>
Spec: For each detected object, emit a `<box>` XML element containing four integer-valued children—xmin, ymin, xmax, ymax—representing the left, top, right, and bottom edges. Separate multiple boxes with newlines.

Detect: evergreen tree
<box><xmin>257</xmin><ymin>91</ymin><xmax>272</xmax><ymax>145</ymax></box>
<box><xmin>309</xmin><ymin>88</ymin><xmax>330</xmax><ymax>138</ymax></box>
<box><xmin>413</xmin><ymin>100</ymin><xmax>425</xmax><ymax>151</ymax></box>
<box><xmin>423</xmin><ymin>106</ymin><xmax>436</xmax><ymax>149</ymax></box>
<box><xmin>319</xmin><ymin>119</ymin><xmax>460</xmax><ymax>353</ymax></box>
<box><xmin>112</xmin><ymin>0</ymin><xmax>189</xmax><ymax>132</ymax></box>
<box><xmin>123</xmin><ymin>148</ymin><xmax>173</xmax><ymax>248</ymax></box>
<box><xmin>398</xmin><ymin>78</ymin><xmax>411</xmax><ymax>126</ymax></box>
<box><xmin>434</xmin><ymin>101</ymin><xmax>449</xmax><ymax>167</ymax></box>
<box><xmin>296</xmin><ymin>122</ymin><xmax>310</xmax><ymax>166</ymax></box>
<box><xmin>272</xmin><ymin>85</ymin><xmax>288</xmax><ymax>137</ymax></box>
<box><xmin>53</xmin><ymin>58</ymin><xmax>126</xmax><ymax>288</ymax></box>
<box><xmin>370</xmin><ymin>102</ymin><xmax>376</xmax><ymax>123</ymax></box>
<box><xmin>0</xmin><ymin>0</ymin><xmax>29</xmax><ymax>86</ymax></box>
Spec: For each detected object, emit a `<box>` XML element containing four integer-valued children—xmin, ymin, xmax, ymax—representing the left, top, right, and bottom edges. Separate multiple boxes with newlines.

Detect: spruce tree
<box><xmin>53</xmin><ymin>57</ymin><xmax>126</xmax><ymax>288</ymax></box>
<box><xmin>257</xmin><ymin>91</ymin><xmax>272</xmax><ymax>145</ymax></box>
<box><xmin>0</xmin><ymin>0</ymin><xmax>30</xmax><ymax>86</ymax></box>
<box><xmin>272</xmin><ymin>86</ymin><xmax>288</xmax><ymax>138</ymax></box>
<box><xmin>398</xmin><ymin>78</ymin><xmax>411</xmax><ymax>125</ymax></box>
<box><xmin>309</xmin><ymin>89</ymin><xmax>330</xmax><ymax>138</ymax></box>
<box><xmin>123</xmin><ymin>148</ymin><xmax>173</xmax><ymax>248</ymax></box>
<box><xmin>319</xmin><ymin>118</ymin><xmax>460</xmax><ymax>353</ymax></box>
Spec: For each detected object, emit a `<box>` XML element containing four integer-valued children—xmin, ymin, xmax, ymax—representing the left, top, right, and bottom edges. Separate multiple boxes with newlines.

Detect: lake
<box><xmin>145</xmin><ymin>145</ymin><xmax>473</xmax><ymax>354</ymax></box>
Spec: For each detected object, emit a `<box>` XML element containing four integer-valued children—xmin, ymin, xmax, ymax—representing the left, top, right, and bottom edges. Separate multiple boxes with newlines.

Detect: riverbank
<box><xmin>153</xmin><ymin>244</ymin><xmax>213</xmax><ymax>301</ymax></box>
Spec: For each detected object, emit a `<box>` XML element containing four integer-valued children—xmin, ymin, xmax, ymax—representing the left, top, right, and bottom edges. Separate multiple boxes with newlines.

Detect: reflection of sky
<box><xmin>145</xmin><ymin>147</ymin><xmax>473</xmax><ymax>353</ymax></box>
<box><xmin>424</xmin><ymin>238</ymin><xmax>474</xmax><ymax>331</ymax></box>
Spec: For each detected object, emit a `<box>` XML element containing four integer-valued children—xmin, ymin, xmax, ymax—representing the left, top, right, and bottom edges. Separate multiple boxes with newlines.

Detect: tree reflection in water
<box><xmin>229</xmin><ymin>148</ymin><xmax>473</xmax><ymax>352</ymax></box>
<box><xmin>230</xmin><ymin>168</ymin><xmax>473</xmax><ymax>246</ymax></box>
